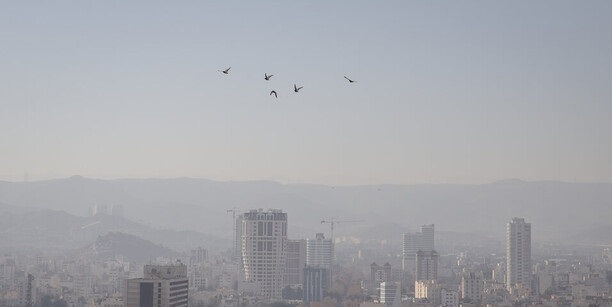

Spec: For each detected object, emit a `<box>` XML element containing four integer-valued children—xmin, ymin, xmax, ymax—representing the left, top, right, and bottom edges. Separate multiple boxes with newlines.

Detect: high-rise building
<box><xmin>125</xmin><ymin>264</ymin><xmax>188</xmax><ymax>307</ymax></box>
<box><xmin>17</xmin><ymin>273</ymin><xmax>36</xmax><ymax>307</ymax></box>
<box><xmin>234</xmin><ymin>214</ymin><xmax>243</xmax><ymax>263</ymax></box>
<box><xmin>420</xmin><ymin>224</ymin><xmax>435</xmax><ymax>251</ymax></box>
<box><xmin>306</xmin><ymin>233</ymin><xmax>333</xmax><ymax>269</ymax></box>
<box><xmin>402</xmin><ymin>224</ymin><xmax>435</xmax><ymax>271</ymax></box>
<box><xmin>284</xmin><ymin>239</ymin><xmax>306</xmax><ymax>286</ymax></box>
<box><xmin>241</xmin><ymin>209</ymin><xmax>288</xmax><ymax>299</ymax></box>
<box><xmin>303</xmin><ymin>266</ymin><xmax>328</xmax><ymax>304</ymax></box>
<box><xmin>415</xmin><ymin>250</ymin><xmax>439</xmax><ymax>281</ymax></box>
<box><xmin>189</xmin><ymin>247</ymin><xmax>208</xmax><ymax>266</ymax></box>
<box><xmin>506</xmin><ymin>217</ymin><xmax>531</xmax><ymax>292</ymax></box>
<box><xmin>305</xmin><ymin>232</ymin><xmax>333</xmax><ymax>289</ymax></box>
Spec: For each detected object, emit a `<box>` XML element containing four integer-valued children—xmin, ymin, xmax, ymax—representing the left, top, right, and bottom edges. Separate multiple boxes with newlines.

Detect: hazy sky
<box><xmin>1</xmin><ymin>1</ymin><xmax>611</xmax><ymax>185</ymax></box>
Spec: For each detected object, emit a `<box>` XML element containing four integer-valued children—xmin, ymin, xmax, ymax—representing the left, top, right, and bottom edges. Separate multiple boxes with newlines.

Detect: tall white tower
<box><xmin>506</xmin><ymin>217</ymin><xmax>531</xmax><ymax>292</ymax></box>
<box><xmin>241</xmin><ymin>209</ymin><xmax>288</xmax><ymax>299</ymax></box>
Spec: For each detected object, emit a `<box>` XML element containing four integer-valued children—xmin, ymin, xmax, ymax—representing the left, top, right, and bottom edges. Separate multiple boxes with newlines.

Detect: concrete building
<box><xmin>379</xmin><ymin>281</ymin><xmax>400</xmax><ymax>306</ymax></box>
<box><xmin>189</xmin><ymin>247</ymin><xmax>208</xmax><ymax>266</ymax></box>
<box><xmin>234</xmin><ymin>214</ymin><xmax>243</xmax><ymax>263</ymax></box>
<box><xmin>415</xmin><ymin>250</ymin><xmax>439</xmax><ymax>281</ymax></box>
<box><xmin>492</xmin><ymin>263</ymin><xmax>506</xmax><ymax>284</ymax></box>
<box><xmin>241</xmin><ymin>209</ymin><xmax>288</xmax><ymax>300</ymax></box>
<box><xmin>420</xmin><ymin>224</ymin><xmax>435</xmax><ymax>251</ymax></box>
<box><xmin>415</xmin><ymin>280</ymin><xmax>441</xmax><ymax>306</ymax></box>
<box><xmin>284</xmin><ymin>239</ymin><xmax>306</xmax><ymax>286</ymax></box>
<box><xmin>100</xmin><ymin>297</ymin><xmax>123</xmax><ymax>307</ymax></box>
<box><xmin>506</xmin><ymin>217</ymin><xmax>531</xmax><ymax>292</ymax></box>
<box><xmin>16</xmin><ymin>273</ymin><xmax>36</xmax><ymax>307</ymax></box>
<box><xmin>306</xmin><ymin>233</ymin><xmax>333</xmax><ymax>269</ymax></box>
<box><xmin>402</xmin><ymin>224</ymin><xmax>435</xmax><ymax>271</ymax></box>
<box><xmin>460</xmin><ymin>271</ymin><xmax>483</xmax><ymax>303</ymax></box>
<box><xmin>303</xmin><ymin>266</ymin><xmax>328</xmax><ymax>304</ymax></box>
<box><xmin>371</xmin><ymin>262</ymin><xmax>392</xmax><ymax>283</ymax></box>
<box><xmin>440</xmin><ymin>288</ymin><xmax>459</xmax><ymax>307</ymax></box>
<box><xmin>125</xmin><ymin>264</ymin><xmax>188</xmax><ymax>307</ymax></box>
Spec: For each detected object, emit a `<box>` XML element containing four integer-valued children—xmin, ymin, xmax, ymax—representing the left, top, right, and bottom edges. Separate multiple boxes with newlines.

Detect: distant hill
<box><xmin>0</xmin><ymin>200</ymin><xmax>36</xmax><ymax>214</ymax></box>
<box><xmin>79</xmin><ymin>232</ymin><xmax>177</xmax><ymax>262</ymax></box>
<box><xmin>0</xmin><ymin>209</ymin><xmax>225</xmax><ymax>253</ymax></box>
<box><xmin>0</xmin><ymin>177</ymin><xmax>611</xmax><ymax>244</ymax></box>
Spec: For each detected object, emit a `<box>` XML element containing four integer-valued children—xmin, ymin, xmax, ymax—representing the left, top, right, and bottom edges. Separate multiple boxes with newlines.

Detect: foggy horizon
<box><xmin>2</xmin><ymin>174</ymin><xmax>612</xmax><ymax>187</ymax></box>
<box><xmin>2</xmin><ymin>1</ymin><xmax>612</xmax><ymax>186</ymax></box>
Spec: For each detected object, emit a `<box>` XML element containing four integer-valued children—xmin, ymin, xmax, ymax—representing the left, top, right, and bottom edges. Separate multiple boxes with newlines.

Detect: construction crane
<box><xmin>320</xmin><ymin>217</ymin><xmax>364</xmax><ymax>241</ymax></box>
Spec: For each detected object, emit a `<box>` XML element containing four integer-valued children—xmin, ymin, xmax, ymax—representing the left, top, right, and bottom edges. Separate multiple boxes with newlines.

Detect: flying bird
<box><xmin>270</xmin><ymin>90</ymin><xmax>278</xmax><ymax>98</ymax></box>
<box><xmin>344</xmin><ymin>76</ymin><xmax>356</xmax><ymax>83</ymax></box>
<box><xmin>219</xmin><ymin>67</ymin><xmax>231</xmax><ymax>74</ymax></box>
<box><xmin>264</xmin><ymin>73</ymin><xmax>274</xmax><ymax>80</ymax></box>
<box><xmin>294</xmin><ymin>84</ymin><xmax>303</xmax><ymax>93</ymax></box>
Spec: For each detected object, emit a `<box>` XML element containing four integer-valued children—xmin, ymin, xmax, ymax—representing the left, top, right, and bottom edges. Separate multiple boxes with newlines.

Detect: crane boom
<box><xmin>320</xmin><ymin>217</ymin><xmax>363</xmax><ymax>241</ymax></box>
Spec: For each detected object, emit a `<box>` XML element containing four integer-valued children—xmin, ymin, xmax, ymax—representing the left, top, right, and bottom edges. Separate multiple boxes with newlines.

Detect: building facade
<box><xmin>306</xmin><ymin>233</ymin><xmax>333</xmax><ymax>269</ymax></box>
<box><xmin>415</xmin><ymin>280</ymin><xmax>441</xmax><ymax>306</ymax></box>
<box><xmin>234</xmin><ymin>214</ymin><xmax>244</xmax><ymax>263</ymax></box>
<box><xmin>284</xmin><ymin>239</ymin><xmax>306</xmax><ymax>286</ymax></box>
<box><xmin>415</xmin><ymin>250</ymin><xmax>439</xmax><ymax>282</ymax></box>
<box><xmin>125</xmin><ymin>264</ymin><xmax>188</xmax><ymax>307</ymax></box>
<box><xmin>506</xmin><ymin>217</ymin><xmax>531</xmax><ymax>292</ymax></box>
<box><xmin>379</xmin><ymin>281</ymin><xmax>400</xmax><ymax>306</ymax></box>
<box><xmin>402</xmin><ymin>224</ymin><xmax>435</xmax><ymax>271</ymax></box>
<box><xmin>303</xmin><ymin>266</ymin><xmax>328</xmax><ymax>304</ymax></box>
<box><xmin>440</xmin><ymin>288</ymin><xmax>459</xmax><ymax>307</ymax></box>
<box><xmin>461</xmin><ymin>271</ymin><xmax>483</xmax><ymax>303</ymax></box>
<box><xmin>241</xmin><ymin>209</ymin><xmax>288</xmax><ymax>300</ymax></box>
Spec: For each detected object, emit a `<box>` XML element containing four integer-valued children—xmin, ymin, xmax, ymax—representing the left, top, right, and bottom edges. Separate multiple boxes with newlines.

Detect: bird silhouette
<box><xmin>264</xmin><ymin>73</ymin><xmax>274</xmax><ymax>80</ymax></box>
<box><xmin>344</xmin><ymin>76</ymin><xmax>356</xmax><ymax>83</ymax></box>
<box><xmin>219</xmin><ymin>67</ymin><xmax>231</xmax><ymax>74</ymax></box>
<box><xmin>270</xmin><ymin>90</ymin><xmax>278</xmax><ymax>98</ymax></box>
<box><xmin>294</xmin><ymin>84</ymin><xmax>303</xmax><ymax>93</ymax></box>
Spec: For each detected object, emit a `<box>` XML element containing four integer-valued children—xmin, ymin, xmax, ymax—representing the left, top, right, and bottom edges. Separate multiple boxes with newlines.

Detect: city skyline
<box><xmin>2</xmin><ymin>209</ymin><xmax>610</xmax><ymax>307</ymax></box>
<box><xmin>2</xmin><ymin>1</ymin><xmax>612</xmax><ymax>185</ymax></box>
<box><xmin>1</xmin><ymin>1</ymin><xmax>612</xmax><ymax>304</ymax></box>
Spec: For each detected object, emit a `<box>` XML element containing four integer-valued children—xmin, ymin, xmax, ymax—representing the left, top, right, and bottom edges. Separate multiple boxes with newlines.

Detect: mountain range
<box><xmin>0</xmin><ymin>207</ymin><xmax>224</xmax><ymax>253</ymax></box>
<box><xmin>1</xmin><ymin>176</ymin><xmax>611</xmax><ymax>248</ymax></box>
